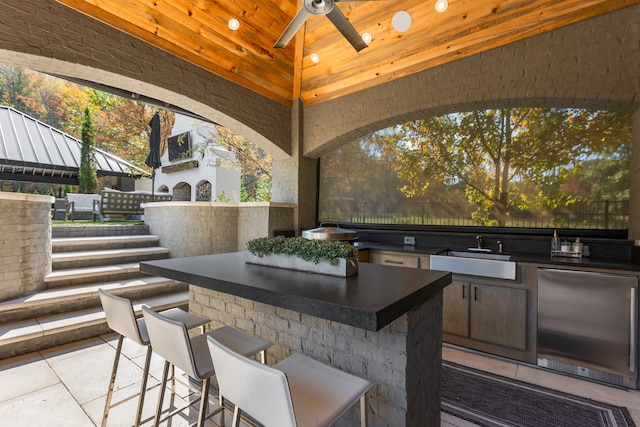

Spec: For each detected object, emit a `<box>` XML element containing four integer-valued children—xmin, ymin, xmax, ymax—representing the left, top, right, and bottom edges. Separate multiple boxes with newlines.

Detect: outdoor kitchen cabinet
<box><xmin>443</xmin><ymin>279</ymin><xmax>527</xmax><ymax>350</ymax></box>
<box><xmin>370</xmin><ymin>250</ymin><xmax>536</xmax><ymax>362</ymax></box>
<box><xmin>370</xmin><ymin>250</ymin><xmax>426</xmax><ymax>268</ymax></box>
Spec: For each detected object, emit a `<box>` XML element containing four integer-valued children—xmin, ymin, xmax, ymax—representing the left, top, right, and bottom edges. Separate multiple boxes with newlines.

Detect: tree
<box><xmin>202</xmin><ymin>125</ymin><xmax>272</xmax><ymax>202</ymax></box>
<box><xmin>393</xmin><ymin>108</ymin><xmax>631</xmax><ymax>226</ymax></box>
<box><xmin>78</xmin><ymin>107</ymin><xmax>98</xmax><ymax>194</ymax></box>
<box><xmin>92</xmin><ymin>98</ymin><xmax>174</xmax><ymax>171</ymax></box>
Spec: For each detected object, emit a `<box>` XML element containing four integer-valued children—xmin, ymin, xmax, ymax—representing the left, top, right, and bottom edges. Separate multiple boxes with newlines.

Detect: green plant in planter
<box><xmin>246</xmin><ymin>236</ymin><xmax>357</xmax><ymax>266</ymax></box>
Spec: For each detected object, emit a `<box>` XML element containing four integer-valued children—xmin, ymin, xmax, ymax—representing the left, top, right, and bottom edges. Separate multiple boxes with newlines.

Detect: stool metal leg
<box><xmin>219</xmin><ymin>392</ymin><xmax>225</xmax><ymax>427</ymax></box>
<box><xmin>101</xmin><ymin>335</ymin><xmax>124</xmax><ymax>427</ymax></box>
<box><xmin>360</xmin><ymin>394</ymin><xmax>368</xmax><ymax>427</ymax></box>
<box><xmin>133</xmin><ymin>346</ymin><xmax>153</xmax><ymax>427</ymax></box>
<box><xmin>196</xmin><ymin>378</ymin><xmax>211</xmax><ymax>427</ymax></box>
<box><xmin>153</xmin><ymin>360</ymin><xmax>171</xmax><ymax>427</ymax></box>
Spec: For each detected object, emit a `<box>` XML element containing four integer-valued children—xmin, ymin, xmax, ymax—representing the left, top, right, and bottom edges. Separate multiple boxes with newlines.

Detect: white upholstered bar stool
<box><xmin>207</xmin><ymin>336</ymin><xmax>373</xmax><ymax>427</ymax></box>
<box><xmin>141</xmin><ymin>305</ymin><xmax>272</xmax><ymax>427</ymax></box>
<box><xmin>98</xmin><ymin>288</ymin><xmax>209</xmax><ymax>427</ymax></box>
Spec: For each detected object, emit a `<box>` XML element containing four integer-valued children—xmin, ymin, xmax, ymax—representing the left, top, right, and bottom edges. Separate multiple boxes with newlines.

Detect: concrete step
<box><xmin>0</xmin><ymin>291</ymin><xmax>193</xmax><ymax>359</ymax></box>
<box><xmin>51</xmin><ymin>224</ymin><xmax>150</xmax><ymax>239</ymax></box>
<box><xmin>0</xmin><ymin>276</ymin><xmax>186</xmax><ymax>323</ymax></box>
<box><xmin>44</xmin><ymin>262</ymin><xmax>144</xmax><ymax>288</ymax></box>
<box><xmin>51</xmin><ymin>246</ymin><xmax>170</xmax><ymax>270</ymax></box>
<box><xmin>52</xmin><ymin>235</ymin><xmax>160</xmax><ymax>253</ymax></box>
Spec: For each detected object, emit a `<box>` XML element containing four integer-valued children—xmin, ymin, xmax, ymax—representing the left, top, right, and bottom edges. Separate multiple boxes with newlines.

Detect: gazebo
<box><xmin>0</xmin><ymin>105</ymin><xmax>147</xmax><ymax>186</ymax></box>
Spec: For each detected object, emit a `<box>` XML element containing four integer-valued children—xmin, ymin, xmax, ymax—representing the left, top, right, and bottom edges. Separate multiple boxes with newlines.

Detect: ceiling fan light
<box><xmin>392</xmin><ymin>11</ymin><xmax>412</xmax><ymax>33</ymax></box>
<box><xmin>435</xmin><ymin>0</ymin><xmax>448</xmax><ymax>13</ymax></box>
<box><xmin>362</xmin><ymin>32</ymin><xmax>372</xmax><ymax>44</ymax></box>
<box><xmin>228</xmin><ymin>18</ymin><xmax>240</xmax><ymax>31</ymax></box>
<box><xmin>310</xmin><ymin>53</ymin><xmax>320</xmax><ymax>63</ymax></box>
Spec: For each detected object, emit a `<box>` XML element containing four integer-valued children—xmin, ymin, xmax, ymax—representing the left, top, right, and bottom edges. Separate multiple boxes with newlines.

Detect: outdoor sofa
<box><xmin>65</xmin><ymin>193</ymin><xmax>100</xmax><ymax>221</ymax></box>
<box><xmin>93</xmin><ymin>189</ymin><xmax>172</xmax><ymax>221</ymax></box>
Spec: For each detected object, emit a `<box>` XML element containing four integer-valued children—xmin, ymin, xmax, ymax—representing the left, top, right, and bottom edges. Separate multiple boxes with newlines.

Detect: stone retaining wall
<box><xmin>0</xmin><ymin>192</ymin><xmax>53</xmax><ymax>301</ymax></box>
<box><xmin>143</xmin><ymin>202</ymin><xmax>295</xmax><ymax>258</ymax></box>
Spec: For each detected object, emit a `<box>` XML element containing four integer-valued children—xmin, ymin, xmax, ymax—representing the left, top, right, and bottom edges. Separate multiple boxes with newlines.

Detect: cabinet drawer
<box><xmin>370</xmin><ymin>251</ymin><xmax>419</xmax><ymax>268</ymax></box>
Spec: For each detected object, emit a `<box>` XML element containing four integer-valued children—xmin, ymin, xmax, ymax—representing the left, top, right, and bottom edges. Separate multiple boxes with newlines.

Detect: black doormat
<box><xmin>442</xmin><ymin>362</ymin><xmax>636</xmax><ymax>427</ymax></box>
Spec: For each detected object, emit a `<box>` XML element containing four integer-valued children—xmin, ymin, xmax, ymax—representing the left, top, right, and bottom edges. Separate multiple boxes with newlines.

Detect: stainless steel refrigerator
<box><xmin>538</xmin><ymin>268</ymin><xmax>638</xmax><ymax>388</ymax></box>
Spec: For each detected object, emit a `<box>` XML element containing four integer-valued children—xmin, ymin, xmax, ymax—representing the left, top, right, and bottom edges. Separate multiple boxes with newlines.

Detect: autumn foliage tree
<box><xmin>204</xmin><ymin>125</ymin><xmax>272</xmax><ymax>201</ymax></box>
<box><xmin>0</xmin><ymin>66</ymin><xmax>174</xmax><ymax>172</ymax></box>
<box><xmin>393</xmin><ymin>108</ymin><xmax>631</xmax><ymax>226</ymax></box>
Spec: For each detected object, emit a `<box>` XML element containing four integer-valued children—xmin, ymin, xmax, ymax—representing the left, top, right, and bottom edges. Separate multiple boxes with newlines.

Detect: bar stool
<box><xmin>141</xmin><ymin>305</ymin><xmax>272</xmax><ymax>427</ymax></box>
<box><xmin>207</xmin><ymin>335</ymin><xmax>373</xmax><ymax>427</ymax></box>
<box><xmin>98</xmin><ymin>288</ymin><xmax>209</xmax><ymax>427</ymax></box>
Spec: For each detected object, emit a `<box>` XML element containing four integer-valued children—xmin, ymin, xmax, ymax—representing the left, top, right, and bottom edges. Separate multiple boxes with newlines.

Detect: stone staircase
<box><xmin>0</xmin><ymin>225</ymin><xmax>189</xmax><ymax>359</ymax></box>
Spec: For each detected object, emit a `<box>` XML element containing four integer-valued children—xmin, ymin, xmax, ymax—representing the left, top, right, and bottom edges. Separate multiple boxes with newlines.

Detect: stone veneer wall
<box><xmin>237</xmin><ymin>202</ymin><xmax>296</xmax><ymax>251</ymax></box>
<box><xmin>189</xmin><ymin>286</ymin><xmax>443</xmax><ymax>427</ymax></box>
<box><xmin>0</xmin><ymin>192</ymin><xmax>53</xmax><ymax>301</ymax></box>
<box><xmin>143</xmin><ymin>202</ymin><xmax>295</xmax><ymax>257</ymax></box>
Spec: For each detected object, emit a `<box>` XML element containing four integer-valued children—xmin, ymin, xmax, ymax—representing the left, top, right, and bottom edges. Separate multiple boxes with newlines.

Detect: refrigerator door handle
<box><xmin>631</xmin><ymin>287</ymin><xmax>637</xmax><ymax>373</ymax></box>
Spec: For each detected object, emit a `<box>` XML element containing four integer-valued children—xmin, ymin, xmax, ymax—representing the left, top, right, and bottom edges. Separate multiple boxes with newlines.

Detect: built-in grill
<box><xmin>301</xmin><ymin>222</ymin><xmax>357</xmax><ymax>243</ymax></box>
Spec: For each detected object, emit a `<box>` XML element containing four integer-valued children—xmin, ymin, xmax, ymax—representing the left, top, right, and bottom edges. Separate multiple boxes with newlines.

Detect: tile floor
<box><xmin>1</xmin><ymin>334</ymin><xmax>639</xmax><ymax>427</ymax></box>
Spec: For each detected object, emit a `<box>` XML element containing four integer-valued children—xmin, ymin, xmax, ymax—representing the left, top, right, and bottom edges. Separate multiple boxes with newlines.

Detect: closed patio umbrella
<box><xmin>145</xmin><ymin>112</ymin><xmax>162</xmax><ymax>201</ymax></box>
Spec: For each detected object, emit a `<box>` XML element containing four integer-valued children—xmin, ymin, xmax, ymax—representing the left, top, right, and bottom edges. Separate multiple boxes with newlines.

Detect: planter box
<box><xmin>245</xmin><ymin>252</ymin><xmax>358</xmax><ymax>277</ymax></box>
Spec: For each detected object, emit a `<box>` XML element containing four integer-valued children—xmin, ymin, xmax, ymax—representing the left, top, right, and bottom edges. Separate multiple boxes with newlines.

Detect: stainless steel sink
<box><xmin>449</xmin><ymin>250</ymin><xmax>512</xmax><ymax>261</ymax></box>
<box><xmin>430</xmin><ymin>251</ymin><xmax>516</xmax><ymax>280</ymax></box>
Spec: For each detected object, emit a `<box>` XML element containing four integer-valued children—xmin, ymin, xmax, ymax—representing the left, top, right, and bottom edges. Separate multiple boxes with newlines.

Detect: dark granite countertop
<box><xmin>357</xmin><ymin>242</ymin><xmax>640</xmax><ymax>273</ymax></box>
<box><xmin>140</xmin><ymin>251</ymin><xmax>451</xmax><ymax>331</ymax></box>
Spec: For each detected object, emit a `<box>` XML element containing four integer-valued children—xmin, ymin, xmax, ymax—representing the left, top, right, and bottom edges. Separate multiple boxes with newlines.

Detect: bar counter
<box><xmin>141</xmin><ymin>252</ymin><xmax>451</xmax><ymax>426</ymax></box>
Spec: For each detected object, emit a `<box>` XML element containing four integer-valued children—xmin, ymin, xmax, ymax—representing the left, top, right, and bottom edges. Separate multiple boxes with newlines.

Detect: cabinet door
<box><xmin>443</xmin><ymin>281</ymin><xmax>470</xmax><ymax>337</ymax></box>
<box><xmin>470</xmin><ymin>284</ymin><xmax>527</xmax><ymax>350</ymax></box>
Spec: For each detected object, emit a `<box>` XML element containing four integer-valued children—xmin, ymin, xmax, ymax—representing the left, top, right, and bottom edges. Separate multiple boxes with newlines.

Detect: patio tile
<box><xmin>45</xmin><ymin>336</ymin><xmax>144</xmax><ymax>405</ymax></box>
<box><xmin>82</xmin><ymin>379</ymin><xmax>195</xmax><ymax>427</ymax></box>
<box><xmin>0</xmin><ymin>383</ymin><xmax>93</xmax><ymax>427</ymax></box>
<box><xmin>515</xmin><ymin>364</ymin><xmax>640</xmax><ymax>411</ymax></box>
<box><xmin>0</xmin><ymin>351</ymin><xmax>58</xmax><ymax>403</ymax></box>
<box><xmin>442</xmin><ymin>346</ymin><xmax>517</xmax><ymax>379</ymax></box>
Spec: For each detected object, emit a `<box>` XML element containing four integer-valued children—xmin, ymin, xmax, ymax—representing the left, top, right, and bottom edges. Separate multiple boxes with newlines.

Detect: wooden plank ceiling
<box><xmin>55</xmin><ymin>0</ymin><xmax>639</xmax><ymax>107</ymax></box>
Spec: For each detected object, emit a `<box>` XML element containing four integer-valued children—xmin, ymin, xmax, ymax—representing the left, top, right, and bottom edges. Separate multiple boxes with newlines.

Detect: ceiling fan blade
<box><xmin>326</xmin><ymin>6</ymin><xmax>367</xmax><ymax>52</ymax></box>
<box><xmin>274</xmin><ymin>8</ymin><xmax>311</xmax><ymax>48</ymax></box>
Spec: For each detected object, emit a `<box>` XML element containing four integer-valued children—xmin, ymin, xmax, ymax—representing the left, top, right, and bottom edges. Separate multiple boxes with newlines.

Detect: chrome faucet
<box><xmin>476</xmin><ymin>235</ymin><xmax>483</xmax><ymax>249</ymax></box>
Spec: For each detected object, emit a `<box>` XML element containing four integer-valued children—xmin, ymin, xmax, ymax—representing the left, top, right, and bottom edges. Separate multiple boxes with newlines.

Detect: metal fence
<box><xmin>324</xmin><ymin>199</ymin><xmax>629</xmax><ymax>230</ymax></box>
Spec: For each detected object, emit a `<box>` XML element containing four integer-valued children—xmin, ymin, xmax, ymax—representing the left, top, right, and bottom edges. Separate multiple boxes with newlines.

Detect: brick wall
<box><xmin>190</xmin><ymin>285</ymin><xmax>443</xmax><ymax>426</ymax></box>
<box><xmin>0</xmin><ymin>193</ymin><xmax>53</xmax><ymax>301</ymax></box>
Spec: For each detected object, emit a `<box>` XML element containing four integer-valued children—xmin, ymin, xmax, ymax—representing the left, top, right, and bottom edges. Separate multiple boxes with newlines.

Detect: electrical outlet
<box><xmin>404</xmin><ymin>236</ymin><xmax>416</xmax><ymax>245</ymax></box>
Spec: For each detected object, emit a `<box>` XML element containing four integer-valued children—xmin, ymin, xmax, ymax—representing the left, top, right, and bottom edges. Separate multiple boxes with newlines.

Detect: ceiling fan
<box><xmin>274</xmin><ymin>0</ymin><xmax>368</xmax><ymax>52</ymax></box>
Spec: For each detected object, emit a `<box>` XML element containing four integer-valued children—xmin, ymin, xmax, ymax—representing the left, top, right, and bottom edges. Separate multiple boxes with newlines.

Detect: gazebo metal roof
<box><xmin>0</xmin><ymin>106</ymin><xmax>147</xmax><ymax>185</ymax></box>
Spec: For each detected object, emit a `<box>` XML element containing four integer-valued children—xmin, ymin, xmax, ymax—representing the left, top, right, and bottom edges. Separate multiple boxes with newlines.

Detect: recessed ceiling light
<box><xmin>435</xmin><ymin>0</ymin><xmax>448</xmax><ymax>13</ymax></box>
<box><xmin>362</xmin><ymin>32</ymin><xmax>373</xmax><ymax>44</ymax></box>
<box><xmin>228</xmin><ymin>18</ymin><xmax>240</xmax><ymax>31</ymax></box>
<box><xmin>310</xmin><ymin>53</ymin><xmax>320</xmax><ymax>63</ymax></box>
<box><xmin>392</xmin><ymin>11</ymin><xmax>412</xmax><ymax>33</ymax></box>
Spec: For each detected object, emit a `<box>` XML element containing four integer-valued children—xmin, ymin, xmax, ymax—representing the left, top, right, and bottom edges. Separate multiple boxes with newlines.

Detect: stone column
<box><xmin>629</xmin><ymin>107</ymin><xmax>640</xmax><ymax>240</ymax></box>
<box><xmin>0</xmin><ymin>192</ymin><xmax>53</xmax><ymax>301</ymax></box>
<box><xmin>271</xmin><ymin>99</ymin><xmax>318</xmax><ymax>235</ymax></box>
